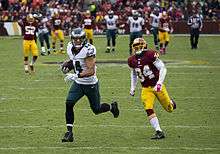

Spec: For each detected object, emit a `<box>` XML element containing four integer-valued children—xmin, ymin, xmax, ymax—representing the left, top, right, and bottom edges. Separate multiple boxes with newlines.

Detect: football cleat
<box><xmin>151</xmin><ymin>130</ymin><xmax>165</xmax><ymax>140</ymax></box>
<box><xmin>29</xmin><ymin>64</ymin><xmax>34</xmax><ymax>73</ymax></box>
<box><xmin>110</xmin><ymin>101</ymin><xmax>119</xmax><ymax>118</ymax></box>
<box><xmin>105</xmin><ymin>47</ymin><xmax>110</xmax><ymax>53</ymax></box>
<box><xmin>171</xmin><ymin>99</ymin><xmax>176</xmax><ymax>110</ymax></box>
<box><xmin>62</xmin><ymin>131</ymin><xmax>74</xmax><ymax>142</ymax></box>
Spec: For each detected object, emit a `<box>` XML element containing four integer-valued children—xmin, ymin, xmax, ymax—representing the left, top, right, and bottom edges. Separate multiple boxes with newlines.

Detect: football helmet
<box><xmin>85</xmin><ymin>10</ymin><xmax>91</xmax><ymax>17</ymax></box>
<box><xmin>26</xmin><ymin>14</ymin><xmax>34</xmax><ymax>23</ymax></box>
<box><xmin>132</xmin><ymin>38</ymin><xmax>147</xmax><ymax>55</ymax></box>
<box><xmin>132</xmin><ymin>10</ymin><xmax>139</xmax><ymax>20</ymax></box>
<box><xmin>71</xmin><ymin>28</ymin><xmax>86</xmax><ymax>50</ymax></box>
<box><xmin>153</xmin><ymin>7</ymin><xmax>160</xmax><ymax>16</ymax></box>
<box><xmin>108</xmin><ymin>10</ymin><xmax>114</xmax><ymax>18</ymax></box>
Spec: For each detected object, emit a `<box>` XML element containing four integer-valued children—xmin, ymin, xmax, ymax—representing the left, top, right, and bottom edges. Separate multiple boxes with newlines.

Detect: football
<box><xmin>61</xmin><ymin>60</ymin><xmax>74</xmax><ymax>74</ymax></box>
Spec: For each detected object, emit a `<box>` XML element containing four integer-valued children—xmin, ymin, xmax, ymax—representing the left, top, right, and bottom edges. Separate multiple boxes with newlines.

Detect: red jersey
<box><xmin>21</xmin><ymin>20</ymin><xmax>38</xmax><ymax>40</ymax></box>
<box><xmin>83</xmin><ymin>17</ymin><xmax>94</xmax><ymax>29</ymax></box>
<box><xmin>52</xmin><ymin>17</ymin><xmax>62</xmax><ymax>30</ymax></box>
<box><xmin>128</xmin><ymin>50</ymin><xmax>160</xmax><ymax>87</ymax></box>
<box><xmin>159</xmin><ymin>17</ymin><xmax>171</xmax><ymax>32</ymax></box>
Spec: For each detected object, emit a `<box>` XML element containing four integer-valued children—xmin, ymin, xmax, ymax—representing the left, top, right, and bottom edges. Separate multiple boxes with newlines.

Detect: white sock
<box><xmin>150</xmin><ymin>117</ymin><xmax>162</xmax><ymax>132</ymax></box>
<box><xmin>41</xmin><ymin>47</ymin><xmax>46</xmax><ymax>53</ymax></box>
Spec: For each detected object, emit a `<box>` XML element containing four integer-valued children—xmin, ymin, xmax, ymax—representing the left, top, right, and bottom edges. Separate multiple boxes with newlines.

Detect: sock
<box><xmin>67</xmin><ymin>124</ymin><xmax>73</xmax><ymax>132</ymax></box>
<box><xmin>41</xmin><ymin>46</ymin><xmax>46</xmax><ymax>53</ymax></box>
<box><xmin>150</xmin><ymin>116</ymin><xmax>162</xmax><ymax>132</ymax></box>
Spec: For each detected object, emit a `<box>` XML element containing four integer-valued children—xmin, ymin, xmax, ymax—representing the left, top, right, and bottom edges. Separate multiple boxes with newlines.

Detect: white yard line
<box><xmin>0</xmin><ymin>124</ymin><xmax>214</xmax><ymax>129</ymax></box>
<box><xmin>0</xmin><ymin>96</ymin><xmax>216</xmax><ymax>101</ymax></box>
<box><xmin>0</xmin><ymin>85</ymin><xmax>212</xmax><ymax>90</ymax></box>
<box><xmin>0</xmin><ymin>146</ymin><xmax>218</xmax><ymax>151</ymax></box>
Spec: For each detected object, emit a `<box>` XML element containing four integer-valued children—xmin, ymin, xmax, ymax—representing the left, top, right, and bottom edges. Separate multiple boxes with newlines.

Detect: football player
<box><xmin>82</xmin><ymin>10</ymin><xmax>94</xmax><ymax>45</ymax></box>
<box><xmin>104</xmin><ymin>10</ymin><xmax>118</xmax><ymax>53</ymax></box>
<box><xmin>19</xmin><ymin>13</ymin><xmax>39</xmax><ymax>73</ymax></box>
<box><xmin>61</xmin><ymin>28</ymin><xmax>120</xmax><ymax>142</ymax></box>
<box><xmin>149</xmin><ymin>7</ymin><xmax>160</xmax><ymax>50</ymax></box>
<box><xmin>127</xmin><ymin>10</ymin><xmax>145</xmax><ymax>55</ymax></box>
<box><xmin>128</xmin><ymin>38</ymin><xmax>176</xmax><ymax>139</ymax></box>
<box><xmin>51</xmin><ymin>11</ymin><xmax>65</xmax><ymax>54</ymax></box>
<box><xmin>158</xmin><ymin>11</ymin><xmax>173</xmax><ymax>54</ymax></box>
<box><xmin>37</xmin><ymin>13</ymin><xmax>51</xmax><ymax>56</ymax></box>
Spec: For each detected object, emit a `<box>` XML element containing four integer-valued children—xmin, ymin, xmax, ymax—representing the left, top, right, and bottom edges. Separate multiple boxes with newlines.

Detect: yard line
<box><xmin>0</xmin><ymin>146</ymin><xmax>218</xmax><ymax>151</ymax></box>
<box><xmin>0</xmin><ymin>124</ymin><xmax>215</xmax><ymax>129</ymax></box>
<box><xmin>0</xmin><ymin>96</ymin><xmax>216</xmax><ymax>101</ymax></box>
<box><xmin>0</xmin><ymin>107</ymin><xmax>218</xmax><ymax>113</ymax></box>
<box><xmin>0</xmin><ymin>85</ymin><xmax>213</xmax><ymax>90</ymax></box>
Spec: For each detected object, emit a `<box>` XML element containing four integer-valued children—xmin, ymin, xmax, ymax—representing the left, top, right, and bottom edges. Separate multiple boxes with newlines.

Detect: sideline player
<box><xmin>83</xmin><ymin>10</ymin><xmax>94</xmax><ymax>45</ymax></box>
<box><xmin>104</xmin><ymin>10</ymin><xmax>118</xmax><ymax>53</ymax></box>
<box><xmin>149</xmin><ymin>7</ymin><xmax>160</xmax><ymax>50</ymax></box>
<box><xmin>127</xmin><ymin>11</ymin><xmax>145</xmax><ymax>55</ymax></box>
<box><xmin>158</xmin><ymin>11</ymin><xmax>173</xmax><ymax>54</ymax></box>
<box><xmin>19</xmin><ymin>13</ymin><xmax>39</xmax><ymax>73</ymax></box>
<box><xmin>128</xmin><ymin>38</ymin><xmax>176</xmax><ymax>139</ymax></box>
<box><xmin>51</xmin><ymin>12</ymin><xmax>65</xmax><ymax>54</ymax></box>
<box><xmin>61</xmin><ymin>28</ymin><xmax>120</xmax><ymax>142</ymax></box>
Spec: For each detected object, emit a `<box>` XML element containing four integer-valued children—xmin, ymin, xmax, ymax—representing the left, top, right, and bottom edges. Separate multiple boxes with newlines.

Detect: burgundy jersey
<box><xmin>159</xmin><ymin>17</ymin><xmax>171</xmax><ymax>32</ymax></box>
<box><xmin>128</xmin><ymin>50</ymin><xmax>160</xmax><ymax>87</ymax></box>
<box><xmin>22</xmin><ymin>20</ymin><xmax>38</xmax><ymax>40</ymax></box>
<box><xmin>52</xmin><ymin>17</ymin><xmax>62</xmax><ymax>30</ymax></box>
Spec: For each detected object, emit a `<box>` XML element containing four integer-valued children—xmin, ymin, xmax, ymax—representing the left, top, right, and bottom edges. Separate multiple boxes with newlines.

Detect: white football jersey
<box><xmin>127</xmin><ymin>16</ymin><xmax>144</xmax><ymax>33</ymax></box>
<box><xmin>104</xmin><ymin>15</ymin><xmax>118</xmax><ymax>30</ymax></box>
<box><xmin>150</xmin><ymin>13</ymin><xmax>160</xmax><ymax>28</ymax></box>
<box><xmin>67</xmin><ymin>42</ymin><xmax>98</xmax><ymax>85</ymax></box>
<box><xmin>38</xmin><ymin>17</ymin><xmax>49</xmax><ymax>34</ymax></box>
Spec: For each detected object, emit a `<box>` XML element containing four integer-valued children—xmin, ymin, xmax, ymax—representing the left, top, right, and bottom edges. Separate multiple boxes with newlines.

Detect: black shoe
<box><xmin>171</xmin><ymin>99</ymin><xmax>176</xmax><ymax>110</ymax></box>
<box><xmin>47</xmin><ymin>51</ymin><xmax>51</xmax><ymax>55</ymax></box>
<box><xmin>41</xmin><ymin>52</ymin><xmax>47</xmax><ymax>56</ymax></box>
<box><xmin>110</xmin><ymin>102</ymin><xmax>119</xmax><ymax>118</ymax></box>
<box><xmin>62</xmin><ymin>131</ymin><xmax>74</xmax><ymax>142</ymax></box>
<box><xmin>151</xmin><ymin>131</ymin><xmax>165</xmax><ymax>140</ymax></box>
<box><xmin>105</xmin><ymin>48</ymin><xmax>110</xmax><ymax>53</ymax></box>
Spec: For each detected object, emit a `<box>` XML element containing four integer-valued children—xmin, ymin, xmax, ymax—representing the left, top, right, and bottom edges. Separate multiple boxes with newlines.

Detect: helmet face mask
<box><xmin>108</xmin><ymin>10</ymin><xmax>114</xmax><ymax>18</ymax></box>
<box><xmin>71</xmin><ymin>28</ymin><xmax>86</xmax><ymax>51</ymax></box>
<box><xmin>132</xmin><ymin>11</ymin><xmax>139</xmax><ymax>20</ymax></box>
<box><xmin>27</xmin><ymin>14</ymin><xmax>34</xmax><ymax>23</ymax></box>
<box><xmin>132</xmin><ymin>38</ymin><xmax>147</xmax><ymax>55</ymax></box>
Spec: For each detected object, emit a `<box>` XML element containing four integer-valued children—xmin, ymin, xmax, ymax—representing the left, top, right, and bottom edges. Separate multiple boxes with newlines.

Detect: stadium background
<box><xmin>0</xmin><ymin>0</ymin><xmax>220</xmax><ymax>35</ymax></box>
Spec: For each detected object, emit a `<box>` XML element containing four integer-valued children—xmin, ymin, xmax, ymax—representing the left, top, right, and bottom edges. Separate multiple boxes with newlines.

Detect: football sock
<box><xmin>150</xmin><ymin>116</ymin><xmax>162</xmax><ymax>132</ymax></box>
<box><xmin>66</xmin><ymin>124</ymin><xmax>73</xmax><ymax>132</ymax></box>
<box><xmin>41</xmin><ymin>47</ymin><xmax>46</xmax><ymax>53</ymax></box>
<box><xmin>65</xmin><ymin>103</ymin><xmax>74</xmax><ymax>128</ymax></box>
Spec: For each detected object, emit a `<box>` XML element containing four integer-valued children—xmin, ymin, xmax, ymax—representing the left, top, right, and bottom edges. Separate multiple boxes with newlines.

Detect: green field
<box><xmin>0</xmin><ymin>35</ymin><xmax>219</xmax><ymax>154</ymax></box>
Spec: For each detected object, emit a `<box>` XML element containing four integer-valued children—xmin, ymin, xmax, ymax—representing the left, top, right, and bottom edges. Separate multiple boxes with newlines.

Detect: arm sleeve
<box><xmin>153</xmin><ymin>58</ymin><xmax>167</xmax><ymax>84</ymax></box>
<box><xmin>130</xmin><ymin>69</ymin><xmax>138</xmax><ymax>91</ymax></box>
<box><xmin>199</xmin><ymin>17</ymin><xmax>203</xmax><ymax>29</ymax></box>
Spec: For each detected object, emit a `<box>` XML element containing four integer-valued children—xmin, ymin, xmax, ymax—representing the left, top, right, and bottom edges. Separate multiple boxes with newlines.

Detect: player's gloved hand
<box><xmin>64</xmin><ymin>73</ymin><xmax>78</xmax><ymax>83</ymax></box>
<box><xmin>130</xmin><ymin>89</ymin><xmax>135</xmax><ymax>96</ymax></box>
<box><xmin>61</xmin><ymin>65</ymin><xmax>70</xmax><ymax>74</ymax></box>
<box><xmin>154</xmin><ymin>83</ymin><xmax>162</xmax><ymax>92</ymax></box>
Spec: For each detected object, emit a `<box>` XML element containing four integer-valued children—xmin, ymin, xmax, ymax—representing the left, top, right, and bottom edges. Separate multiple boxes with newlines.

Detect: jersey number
<box><xmin>135</xmin><ymin>65</ymin><xmax>155</xmax><ymax>82</ymax></box>
<box><xmin>25</xmin><ymin>26</ymin><xmax>36</xmax><ymax>35</ymax></box>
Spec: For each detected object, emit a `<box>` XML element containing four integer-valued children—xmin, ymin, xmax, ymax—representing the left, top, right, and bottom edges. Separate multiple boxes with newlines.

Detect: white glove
<box><xmin>130</xmin><ymin>89</ymin><xmax>135</xmax><ymax>96</ymax></box>
<box><xmin>154</xmin><ymin>83</ymin><xmax>162</xmax><ymax>92</ymax></box>
<box><xmin>64</xmin><ymin>73</ymin><xmax>78</xmax><ymax>83</ymax></box>
<box><xmin>61</xmin><ymin>66</ymin><xmax>70</xmax><ymax>74</ymax></box>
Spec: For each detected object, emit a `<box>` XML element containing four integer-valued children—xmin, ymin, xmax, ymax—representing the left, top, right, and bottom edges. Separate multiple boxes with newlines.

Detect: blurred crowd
<box><xmin>0</xmin><ymin>0</ymin><xmax>219</xmax><ymax>35</ymax></box>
